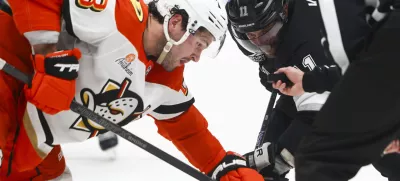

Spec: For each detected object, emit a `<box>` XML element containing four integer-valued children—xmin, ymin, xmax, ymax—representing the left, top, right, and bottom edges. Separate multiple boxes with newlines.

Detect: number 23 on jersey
<box><xmin>76</xmin><ymin>0</ymin><xmax>108</xmax><ymax>12</ymax></box>
<box><xmin>75</xmin><ymin>0</ymin><xmax>143</xmax><ymax>22</ymax></box>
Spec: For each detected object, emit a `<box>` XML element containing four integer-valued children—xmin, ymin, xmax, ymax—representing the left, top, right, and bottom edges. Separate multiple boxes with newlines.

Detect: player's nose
<box><xmin>190</xmin><ymin>54</ymin><xmax>200</xmax><ymax>62</ymax></box>
<box><xmin>191</xmin><ymin>50</ymin><xmax>201</xmax><ymax>62</ymax></box>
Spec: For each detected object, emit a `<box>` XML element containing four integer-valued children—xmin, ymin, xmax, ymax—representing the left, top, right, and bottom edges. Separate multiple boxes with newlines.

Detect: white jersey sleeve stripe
<box><xmin>319</xmin><ymin>0</ymin><xmax>350</xmax><ymax>74</ymax></box>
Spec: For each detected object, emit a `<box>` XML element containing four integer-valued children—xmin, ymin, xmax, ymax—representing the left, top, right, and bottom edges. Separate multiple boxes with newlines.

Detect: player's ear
<box><xmin>168</xmin><ymin>14</ymin><xmax>183</xmax><ymax>31</ymax></box>
<box><xmin>168</xmin><ymin>14</ymin><xmax>184</xmax><ymax>41</ymax></box>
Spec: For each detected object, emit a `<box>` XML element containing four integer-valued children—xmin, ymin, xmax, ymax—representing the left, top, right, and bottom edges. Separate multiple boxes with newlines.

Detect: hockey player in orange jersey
<box><xmin>0</xmin><ymin>0</ymin><xmax>264</xmax><ymax>180</ymax></box>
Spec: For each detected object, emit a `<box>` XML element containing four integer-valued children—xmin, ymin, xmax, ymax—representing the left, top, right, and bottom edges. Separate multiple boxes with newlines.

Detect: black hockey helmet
<box><xmin>226</xmin><ymin>0</ymin><xmax>289</xmax><ymax>33</ymax></box>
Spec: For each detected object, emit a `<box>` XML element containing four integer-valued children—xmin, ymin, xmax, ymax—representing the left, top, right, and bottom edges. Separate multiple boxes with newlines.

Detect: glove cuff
<box><xmin>273</xmin><ymin>148</ymin><xmax>294</xmax><ymax>175</ymax></box>
<box><xmin>207</xmin><ymin>152</ymin><xmax>247</xmax><ymax>180</ymax></box>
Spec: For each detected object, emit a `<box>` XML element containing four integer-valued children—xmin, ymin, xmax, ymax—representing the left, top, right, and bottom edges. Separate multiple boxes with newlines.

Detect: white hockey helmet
<box><xmin>154</xmin><ymin>0</ymin><xmax>228</xmax><ymax>63</ymax></box>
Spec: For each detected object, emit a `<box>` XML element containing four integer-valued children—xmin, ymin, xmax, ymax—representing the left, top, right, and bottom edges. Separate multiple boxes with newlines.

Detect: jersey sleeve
<box><xmin>148</xmin><ymin>79</ymin><xmax>226</xmax><ymax>173</ymax></box>
<box><xmin>148</xmin><ymin>77</ymin><xmax>196</xmax><ymax>120</ymax></box>
<box><xmin>62</xmin><ymin>0</ymin><xmax>117</xmax><ymax>45</ymax></box>
<box><xmin>318</xmin><ymin>0</ymin><xmax>371</xmax><ymax>73</ymax></box>
<box><xmin>8</xmin><ymin>0</ymin><xmax>63</xmax><ymax>45</ymax></box>
<box><xmin>302</xmin><ymin>65</ymin><xmax>342</xmax><ymax>93</ymax></box>
<box><xmin>153</xmin><ymin>105</ymin><xmax>226</xmax><ymax>173</ymax></box>
<box><xmin>288</xmin><ymin>40</ymin><xmax>334</xmax><ymax>112</ymax></box>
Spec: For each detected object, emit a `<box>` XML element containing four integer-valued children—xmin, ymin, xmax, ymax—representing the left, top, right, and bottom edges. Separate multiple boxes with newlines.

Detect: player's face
<box><xmin>246</xmin><ymin>20</ymin><xmax>283</xmax><ymax>57</ymax></box>
<box><xmin>162</xmin><ymin>29</ymin><xmax>213</xmax><ymax>71</ymax></box>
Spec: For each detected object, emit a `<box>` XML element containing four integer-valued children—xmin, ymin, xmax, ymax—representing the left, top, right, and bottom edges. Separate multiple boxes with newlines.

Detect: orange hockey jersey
<box><xmin>7</xmin><ymin>0</ymin><xmax>226</xmax><ymax>174</ymax></box>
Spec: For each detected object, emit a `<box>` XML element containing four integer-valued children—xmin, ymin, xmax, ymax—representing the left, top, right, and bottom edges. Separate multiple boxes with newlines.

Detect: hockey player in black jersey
<box><xmin>273</xmin><ymin>61</ymin><xmax>400</xmax><ymax>181</ymax></box>
<box><xmin>225</xmin><ymin>0</ymin><xmax>336</xmax><ymax>180</ymax></box>
<box><xmin>226</xmin><ymin>0</ymin><xmax>400</xmax><ymax>180</ymax></box>
<box><xmin>265</xmin><ymin>0</ymin><xmax>400</xmax><ymax>180</ymax></box>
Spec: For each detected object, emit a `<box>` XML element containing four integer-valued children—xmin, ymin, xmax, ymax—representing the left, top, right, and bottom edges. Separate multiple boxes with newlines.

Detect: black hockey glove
<box><xmin>259</xmin><ymin>59</ymin><xmax>276</xmax><ymax>93</ymax></box>
<box><xmin>244</xmin><ymin>142</ymin><xmax>293</xmax><ymax>181</ymax></box>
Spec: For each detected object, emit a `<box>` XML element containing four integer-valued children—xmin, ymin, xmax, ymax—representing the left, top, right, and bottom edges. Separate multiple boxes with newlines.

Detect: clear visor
<box><xmin>199</xmin><ymin>33</ymin><xmax>227</xmax><ymax>58</ymax></box>
<box><xmin>245</xmin><ymin>20</ymin><xmax>283</xmax><ymax>57</ymax></box>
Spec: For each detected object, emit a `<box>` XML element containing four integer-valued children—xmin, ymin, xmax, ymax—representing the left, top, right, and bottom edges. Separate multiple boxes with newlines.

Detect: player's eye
<box><xmin>196</xmin><ymin>41</ymin><xmax>208</xmax><ymax>50</ymax></box>
<box><xmin>259</xmin><ymin>21</ymin><xmax>277</xmax><ymax>37</ymax></box>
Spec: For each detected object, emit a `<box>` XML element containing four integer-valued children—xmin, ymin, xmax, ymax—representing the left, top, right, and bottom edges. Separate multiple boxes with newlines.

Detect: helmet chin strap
<box><xmin>156</xmin><ymin>14</ymin><xmax>192</xmax><ymax>65</ymax></box>
<box><xmin>156</xmin><ymin>41</ymin><xmax>173</xmax><ymax>64</ymax></box>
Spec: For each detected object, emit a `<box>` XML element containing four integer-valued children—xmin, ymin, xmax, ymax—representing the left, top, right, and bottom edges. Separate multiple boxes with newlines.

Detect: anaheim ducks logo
<box><xmin>70</xmin><ymin>78</ymin><xmax>150</xmax><ymax>137</ymax></box>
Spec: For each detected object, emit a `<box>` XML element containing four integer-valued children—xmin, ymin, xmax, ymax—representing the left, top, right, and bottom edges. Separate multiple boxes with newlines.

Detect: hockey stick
<box><xmin>255</xmin><ymin>90</ymin><xmax>278</xmax><ymax>149</ymax></box>
<box><xmin>0</xmin><ymin>58</ymin><xmax>215</xmax><ymax>181</ymax></box>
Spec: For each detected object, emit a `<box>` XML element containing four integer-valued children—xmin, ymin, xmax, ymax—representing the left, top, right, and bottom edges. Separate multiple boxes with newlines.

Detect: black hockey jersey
<box><xmin>317</xmin><ymin>0</ymin><xmax>373</xmax><ymax>73</ymax></box>
<box><xmin>228</xmin><ymin>0</ymin><xmax>337</xmax><ymax>113</ymax></box>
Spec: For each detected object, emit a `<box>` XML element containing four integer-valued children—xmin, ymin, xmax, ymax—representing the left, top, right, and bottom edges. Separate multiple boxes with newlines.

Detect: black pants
<box><xmin>295</xmin><ymin>11</ymin><xmax>400</xmax><ymax>181</ymax></box>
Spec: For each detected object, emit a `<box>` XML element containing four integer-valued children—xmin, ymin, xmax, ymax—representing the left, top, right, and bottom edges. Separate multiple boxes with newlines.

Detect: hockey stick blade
<box><xmin>0</xmin><ymin>58</ymin><xmax>215</xmax><ymax>181</ymax></box>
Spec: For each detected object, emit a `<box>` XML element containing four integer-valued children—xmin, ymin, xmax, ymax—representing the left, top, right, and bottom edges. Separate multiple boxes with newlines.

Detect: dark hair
<box><xmin>148</xmin><ymin>0</ymin><xmax>189</xmax><ymax>31</ymax></box>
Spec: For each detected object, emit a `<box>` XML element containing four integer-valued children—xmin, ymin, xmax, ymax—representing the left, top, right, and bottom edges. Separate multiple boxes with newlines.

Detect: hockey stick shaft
<box><xmin>0</xmin><ymin>58</ymin><xmax>31</xmax><ymax>86</ymax></box>
<box><xmin>255</xmin><ymin>90</ymin><xmax>278</xmax><ymax>149</ymax></box>
<box><xmin>0</xmin><ymin>58</ymin><xmax>215</xmax><ymax>181</ymax></box>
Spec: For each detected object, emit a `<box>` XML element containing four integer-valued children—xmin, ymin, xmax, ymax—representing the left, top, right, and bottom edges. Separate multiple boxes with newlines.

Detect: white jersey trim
<box><xmin>319</xmin><ymin>0</ymin><xmax>350</xmax><ymax>73</ymax></box>
<box><xmin>294</xmin><ymin>91</ymin><xmax>330</xmax><ymax>111</ymax></box>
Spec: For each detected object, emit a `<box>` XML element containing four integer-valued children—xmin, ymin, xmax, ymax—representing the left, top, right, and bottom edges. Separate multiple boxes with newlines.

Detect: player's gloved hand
<box><xmin>25</xmin><ymin>48</ymin><xmax>81</xmax><ymax>115</ymax></box>
<box><xmin>272</xmin><ymin>67</ymin><xmax>305</xmax><ymax>96</ymax></box>
<box><xmin>259</xmin><ymin>59</ymin><xmax>276</xmax><ymax>93</ymax></box>
<box><xmin>208</xmin><ymin>151</ymin><xmax>264</xmax><ymax>181</ymax></box>
<box><xmin>244</xmin><ymin>142</ymin><xmax>293</xmax><ymax>180</ymax></box>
